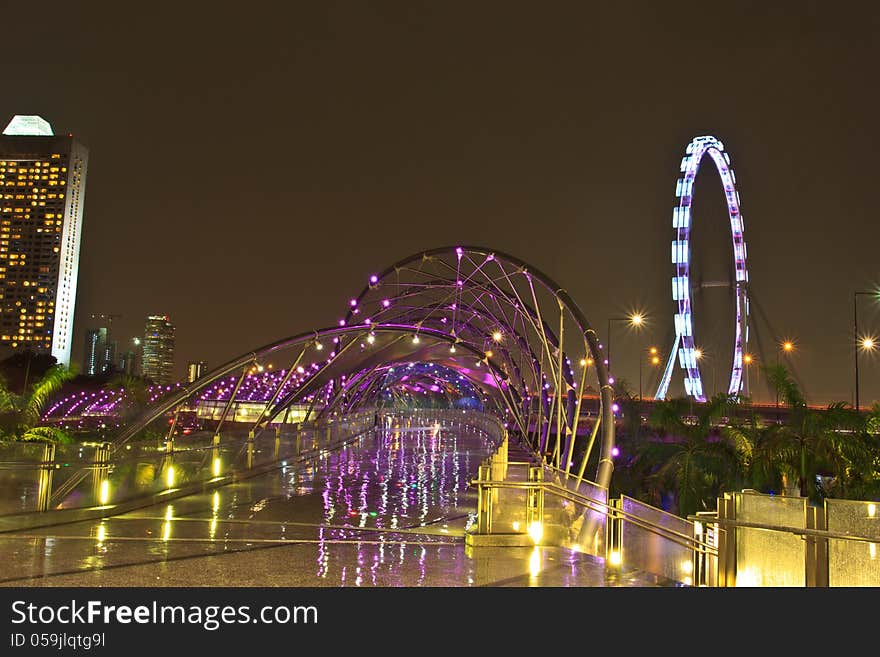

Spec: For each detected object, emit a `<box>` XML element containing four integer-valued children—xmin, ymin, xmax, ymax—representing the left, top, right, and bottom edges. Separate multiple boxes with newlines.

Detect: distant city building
<box><xmin>0</xmin><ymin>115</ymin><xmax>88</xmax><ymax>366</ymax></box>
<box><xmin>83</xmin><ymin>327</ymin><xmax>108</xmax><ymax>375</ymax></box>
<box><xmin>141</xmin><ymin>315</ymin><xmax>175</xmax><ymax>384</ymax></box>
<box><xmin>118</xmin><ymin>349</ymin><xmax>139</xmax><ymax>376</ymax></box>
<box><xmin>82</xmin><ymin>314</ymin><xmax>121</xmax><ymax>375</ymax></box>
<box><xmin>186</xmin><ymin>360</ymin><xmax>208</xmax><ymax>383</ymax></box>
<box><xmin>102</xmin><ymin>339</ymin><xmax>116</xmax><ymax>373</ymax></box>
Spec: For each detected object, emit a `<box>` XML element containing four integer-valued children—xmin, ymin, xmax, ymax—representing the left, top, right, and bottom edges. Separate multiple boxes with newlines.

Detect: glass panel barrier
<box><xmin>735</xmin><ymin>491</ymin><xmax>806</xmax><ymax>587</ymax></box>
<box><xmin>826</xmin><ymin>498</ymin><xmax>880</xmax><ymax>587</ymax></box>
<box><xmin>0</xmin><ymin>441</ymin><xmax>46</xmax><ymax>515</ymax></box>
<box><xmin>620</xmin><ymin>495</ymin><xmax>695</xmax><ymax>584</ymax></box>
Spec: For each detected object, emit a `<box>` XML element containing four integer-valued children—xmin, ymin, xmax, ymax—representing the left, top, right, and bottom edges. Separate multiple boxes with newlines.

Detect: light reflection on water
<box><xmin>304</xmin><ymin>416</ymin><xmax>495</xmax><ymax>584</ymax></box>
<box><xmin>22</xmin><ymin>415</ymin><xmax>499</xmax><ymax>586</ymax></box>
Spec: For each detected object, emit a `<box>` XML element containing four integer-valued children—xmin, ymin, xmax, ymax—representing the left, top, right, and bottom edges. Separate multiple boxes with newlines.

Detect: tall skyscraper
<box><xmin>186</xmin><ymin>360</ymin><xmax>208</xmax><ymax>383</ymax></box>
<box><xmin>142</xmin><ymin>315</ymin><xmax>175</xmax><ymax>384</ymax></box>
<box><xmin>0</xmin><ymin>115</ymin><xmax>88</xmax><ymax>366</ymax></box>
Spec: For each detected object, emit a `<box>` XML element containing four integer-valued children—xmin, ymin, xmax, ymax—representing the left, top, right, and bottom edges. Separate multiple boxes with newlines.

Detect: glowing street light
<box><xmin>854</xmin><ymin>291</ymin><xmax>880</xmax><ymax>411</ymax></box>
<box><xmin>775</xmin><ymin>339</ymin><xmax>796</xmax><ymax>408</ymax></box>
<box><xmin>639</xmin><ymin>346</ymin><xmax>661</xmax><ymax>401</ymax></box>
<box><xmin>607</xmin><ymin>311</ymin><xmax>646</xmax><ymax>377</ymax></box>
<box><xmin>743</xmin><ymin>353</ymin><xmax>754</xmax><ymax>398</ymax></box>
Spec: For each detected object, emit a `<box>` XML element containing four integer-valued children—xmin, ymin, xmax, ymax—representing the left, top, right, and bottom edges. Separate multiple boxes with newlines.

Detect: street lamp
<box><xmin>775</xmin><ymin>339</ymin><xmax>795</xmax><ymax>408</ymax></box>
<box><xmin>743</xmin><ymin>353</ymin><xmax>754</xmax><ymax>400</ymax></box>
<box><xmin>857</xmin><ymin>336</ymin><xmax>876</xmax><ymax>411</ymax></box>
<box><xmin>854</xmin><ymin>291</ymin><xmax>879</xmax><ymax>412</ymax></box>
<box><xmin>693</xmin><ymin>348</ymin><xmax>716</xmax><ymax>398</ymax></box>
<box><xmin>607</xmin><ymin>312</ymin><xmax>645</xmax><ymax>383</ymax></box>
<box><xmin>639</xmin><ymin>346</ymin><xmax>660</xmax><ymax>401</ymax></box>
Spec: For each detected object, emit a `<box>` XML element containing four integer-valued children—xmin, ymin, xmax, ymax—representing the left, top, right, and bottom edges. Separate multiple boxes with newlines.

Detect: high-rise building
<box><xmin>83</xmin><ymin>327</ymin><xmax>108</xmax><ymax>375</ymax></box>
<box><xmin>0</xmin><ymin>115</ymin><xmax>88</xmax><ymax>366</ymax></box>
<box><xmin>186</xmin><ymin>360</ymin><xmax>208</xmax><ymax>383</ymax></box>
<box><xmin>142</xmin><ymin>315</ymin><xmax>175</xmax><ymax>384</ymax></box>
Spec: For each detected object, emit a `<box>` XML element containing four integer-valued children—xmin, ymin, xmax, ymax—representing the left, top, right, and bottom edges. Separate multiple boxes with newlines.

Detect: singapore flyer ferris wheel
<box><xmin>654</xmin><ymin>135</ymin><xmax>750</xmax><ymax>403</ymax></box>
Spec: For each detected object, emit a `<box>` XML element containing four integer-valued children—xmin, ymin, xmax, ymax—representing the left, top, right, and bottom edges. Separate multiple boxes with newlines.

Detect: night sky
<box><xmin>2</xmin><ymin>1</ymin><xmax>877</xmax><ymax>405</ymax></box>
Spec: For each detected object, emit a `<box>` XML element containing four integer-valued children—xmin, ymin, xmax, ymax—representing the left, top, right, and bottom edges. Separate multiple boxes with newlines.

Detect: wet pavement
<box><xmin>0</xmin><ymin>416</ymin><xmax>670</xmax><ymax>587</ymax></box>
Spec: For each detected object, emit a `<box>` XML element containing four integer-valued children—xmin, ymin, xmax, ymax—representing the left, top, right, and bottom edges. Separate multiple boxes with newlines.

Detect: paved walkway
<box><xmin>0</xmin><ymin>418</ymin><xmax>670</xmax><ymax>587</ymax></box>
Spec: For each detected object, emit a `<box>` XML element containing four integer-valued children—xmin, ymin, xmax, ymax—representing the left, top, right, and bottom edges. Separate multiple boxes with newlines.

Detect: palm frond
<box><xmin>23</xmin><ymin>364</ymin><xmax>75</xmax><ymax>426</ymax></box>
<box><xmin>18</xmin><ymin>425</ymin><xmax>72</xmax><ymax>444</ymax></box>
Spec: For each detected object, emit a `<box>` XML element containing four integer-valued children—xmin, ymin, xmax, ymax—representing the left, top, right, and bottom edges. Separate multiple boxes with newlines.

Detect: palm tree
<box><xmin>761</xmin><ymin>364</ymin><xmax>875</xmax><ymax>502</ymax></box>
<box><xmin>636</xmin><ymin>394</ymin><xmax>745</xmax><ymax>517</ymax></box>
<box><xmin>0</xmin><ymin>364</ymin><xmax>76</xmax><ymax>443</ymax></box>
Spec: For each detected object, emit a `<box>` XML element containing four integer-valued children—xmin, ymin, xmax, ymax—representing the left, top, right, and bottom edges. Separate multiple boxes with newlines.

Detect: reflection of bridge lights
<box><xmin>96</xmin><ymin>523</ymin><xmax>106</xmax><ymax>544</ymax></box>
<box><xmin>529</xmin><ymin>546</ymin><xmax>541</xmax><ymax>578</ymax></box>
<box><xmin>99</xmin><ymin>480</ymin><xmax>110</xmax><ymax>505</ymax></box>
<box><xmin>869</xmin><ymin>503</ymin><xmax>876</xmax><ymax>518</ymax></box>
<box><xmin>681</xmin><ymin>560</ymin><xmax>693</xmax><ymax>575</ymax></box>
<box><xmin>212</xmin><ymin>457</ymin><xmax>221</xmax><ymax>477</ymax></box>
<box><xmin>608</xmin><ymin>550</ymin><xmax>622</xmax><ymax>566</ymax></box>
<box><xmin>165</xmin><ymin>466</ymin><xmax>175</xmax><ymax>488</ymax></box>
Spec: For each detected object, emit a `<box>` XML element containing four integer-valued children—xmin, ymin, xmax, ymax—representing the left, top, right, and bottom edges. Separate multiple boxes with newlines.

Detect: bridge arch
<box><xmin>99</xmin><ymin>246</ymin><xmax>615</xmax><ymax>493</ymax></box>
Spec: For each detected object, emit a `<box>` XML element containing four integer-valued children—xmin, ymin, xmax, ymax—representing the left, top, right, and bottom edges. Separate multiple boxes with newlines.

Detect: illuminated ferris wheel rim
<box><xmin>655</xmin><ymin>135</ymin><xmax>749</xmax><ymax>402</ymax></box>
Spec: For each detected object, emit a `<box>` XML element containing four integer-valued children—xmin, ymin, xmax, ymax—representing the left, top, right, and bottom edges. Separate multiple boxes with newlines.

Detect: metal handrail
<box><xmin>694</xmin><ymin>515</ymin><xmax>880</xmax><ymax>545</ymax></box>
<box><xmin>474</xmin><ymin>478</ymin><xmax>717</xmax><ymax>555</ymax></box>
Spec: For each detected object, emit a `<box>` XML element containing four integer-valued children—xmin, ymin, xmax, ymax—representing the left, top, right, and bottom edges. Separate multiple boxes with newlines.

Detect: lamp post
<box><xmin>743</xmin><ymin>353</ymin><xmax>753</xmax><ymax>401</ymax></box>
<box><xmin>639</xmin><ymin>346</ymin><xmax>660</xmax><ymax>402</ymax></box>
<box><xmin>776</xmin><ymin>340</ymin><xmax>794</xmax><ymax>409</ymax></box>
<box><xmin>694</xmin><ymin>348</ymin><xmax>715</xmax><ymax>398</ymax></box>
<box><xmin>854</xmin><ymin>291</ymin><xmax>878</xmax><ymax>412</ymax></box>
<box><xmin>607</xmin><ymin>312</ymin><xmax>644</xmax><ymax>384</ymax></box>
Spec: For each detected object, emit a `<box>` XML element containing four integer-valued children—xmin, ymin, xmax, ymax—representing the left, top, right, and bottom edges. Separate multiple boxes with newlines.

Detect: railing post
<box><xmin>476</xmin><ymin>464</ymin><xmax>492</xmax><ymax>534</ymax></box>
<box><xmin>37</xmin><ymin>442</ymin><xmax>56</xmax><ymax>512</ymax></box>
<box><xmin>211</xmin><ymin>433</ymin><xmax>221</xmax><ymax>477</ymax></box>
<box><xmin>806</xmin><ymin>505</ymin><xmax>829</xmax><ymax>587</ymax></box>
<box><xmin>274</xmin><ymin>425</ymin><xmax>281</xmax><ymax>459</ymax></box>
<box><xmin>816</xmin><ymin>503</ymin><xmax>828</xmax><ymax>587</ymax></box>
<box><xmin>527</xmin><ymin>466</ymin><xmax>544</xmax><ymax>539</ymax></box>
<box><xmin>246</xmin><ymin>429</ymin><xmax>255</xmax><ymax>469</ymax></box>
<box><xmin>92</xmin><ymin>442</ymin><xmax>110</xmax><ymax>506</ymax></box>
<box><xmin>717</xmin><ymin>494</ymin><xmax>736</xmax><ymax>587</ymax></box>
<box><xmin>606</xmin><ymin>497</ymin><xmax>622</xmax><ymax>565</ymax></box>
